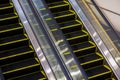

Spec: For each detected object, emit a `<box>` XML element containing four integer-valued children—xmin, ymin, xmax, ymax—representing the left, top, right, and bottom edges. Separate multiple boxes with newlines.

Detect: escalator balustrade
<box><xmin>0</xmin><ymin>0</ymin><xmax>46</xmax><ymax>80</ymax></box>
<box><xmin>45</xmin><ymin>0</ymin><xmax>116</xmax><ymax>80</ymax></box>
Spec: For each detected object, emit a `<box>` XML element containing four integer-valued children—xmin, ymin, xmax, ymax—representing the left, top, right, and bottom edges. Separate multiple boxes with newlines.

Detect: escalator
<box><xmin>45</xmin><ymin>0</ymin><xmax>116</xmax><ymax>80</ymax></box>
<box><xmin>0</xmin><ymin>0</ymin><xmax>46</xmax><ymax>80</ymax></box>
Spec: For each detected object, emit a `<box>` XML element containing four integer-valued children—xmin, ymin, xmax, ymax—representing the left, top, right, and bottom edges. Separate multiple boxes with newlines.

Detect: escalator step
<box><xmin>59</xmin><ymin>20</ymin><xmax>83</xmax><ymax>34</ymax></box>
<box><xmin>0</xmin><ymin>4</ymin><xmax>13</xmax><ymax>15</ymax></box>
<box><xmin>0</xmin><ymin>46</ymin><xmax>34</xmax><ymax>66</ymax></box>
<box><xmin>0</xmin><ymin>23</ymin><xmax>23</xmax><ymax>38</ymax></box>
<box><xmin>71</xmin><ymin>41</ymin><xmax>96</xmax><ymax>56</ymax></box>
<box><xmin>13</xmin><ymin>71</ymin><xmax>46</xmax><ymax>80</ymax></box>
<box><xmin>65</xmin><ymin>30</ymin><xmax>88</xmax><ymax>44</ymax></box>
<box><xmin>0</xmin><ymin>13</ymin><xmax>18</xmax><ymax>26</ymax></box>
<box><xmin>48</xmin><ymin>1</ymin><xmax>69</xmax><ymax>13</ymax></box>
<box><xmin>2</xmin><ymin>58</ymin><xmax>40</xmax><ymax>79</ymax></box>
<box><xmin>86</xmin><ymin>65</ymin><xmax>111</xmax><ymax>80</ymax></box>
<box><xmin>53</xmin><ymin>10</ymin><xmax>75</xmax><ymax>23</ymax></box>
<box><xmin>0</xmin><ymin>34</ymin><xmax>28</xmax><ymax>51</ymax></box>
<box><xmin>78</xmin><ymin>53</ymin><xmax>103</xmax><ymax>69</ymax></box>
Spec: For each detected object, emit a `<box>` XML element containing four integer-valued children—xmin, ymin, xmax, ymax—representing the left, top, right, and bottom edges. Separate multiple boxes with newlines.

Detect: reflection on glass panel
<box><xmin>19</xmin><ymin>0</ymin><xmax>66</xmax><ymax>80</ymax></box>
<box><xmin>32</xmin><ymin>0</ymin><xmax>85</xmax><ymax>80</ymax></box>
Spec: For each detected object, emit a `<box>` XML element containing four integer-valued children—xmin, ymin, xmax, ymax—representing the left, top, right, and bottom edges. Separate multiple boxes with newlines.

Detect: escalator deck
<box><xmin>45</xmin><ymin>0</ymin><xmax>116</xmax><ymax>80</ymax></box>
<box><xmin>0</xmin><ymin>0</ymin><xmax>46</xmax><ymax>80</ymax></box>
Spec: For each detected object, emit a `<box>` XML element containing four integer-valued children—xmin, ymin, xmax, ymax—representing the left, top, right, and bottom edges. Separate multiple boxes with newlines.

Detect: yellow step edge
<box><xmin>54</xmin><ymin>10</ymin><xmax>75</xmax><ymax>19</ymax></box>
<box><xmin>55</xmin><ymin>13</ymin><xmax>74</xmax><ymax>19</ymax></box>
<box><xmin>76</xmin><ymin>20</ymin><xmax>82</xmax><ymax>24</ymax></box>
<box><xmin>60</xmin><ymin>23</ymin><xmax>82</xmax><ymax>30</ymax></box>
<box><xmin>89</xmin><ymin>71</ymin><xmax>111</xmax><ymax>79</ymax></box>
<box><xmin>0</xmin><ymin>27</ymin><xmax>22</xmax><ymax>33</ymax></box>
<box><xmin>0</xmin><ymin>5</ymin><xmax>13</xmax><ymax>10</ymax></box>
<box><xmin>7</xmin><ymin>71</ymin><xmax>44</xmax><ymax>80</ymax></box>
<box><xmin>3</xmin><ymin>64</ymin><xmax>40</xmax><ymax>74</ymax></box>
<box><xmin>38</xmin><ymin>78</ymin><xmax>47</xmax><ymax>80</ymax></box>
<box><xmin>41</xmin><ymin>70</ymin><xmax>47</xmax><ymax>77</ymax></box>
<box><xmin>88</xmin><ymin>66</ymin><xmax>111</xmax><ymax>79</ymax></box>
<box><xmin>104</xmin><ymin>65</ymin><xmax>112</xmax><ymax>71</ymax></box>
<box><xmin>67</xmin><ymin>34</ymin><xmax>87</xmax><ymax>41</ymax></box>
<box><xmin>49</xmin><ymin>3</ymin><xmax>69</xmax><ymax>9</ymax></box>
<box><xmin>73</xmin><ymin>46</ymin><xmax>96</xmax><ymax>53</ymax></box>
<box><xmin>0</xmin><ymin>15</ymin><xmax>18</xmax><ymax>21</ymax></box>
<box><xmin>0</xmin><ymin>38</ymin><xmax>28</xmax><ymax>46</ymax></box>
<box><xmin>0</xmin><ymin>51</ymin><xmax>33</xmax><ymax>60</ymax></box>
<box><xmin>96</xmin><ymin>52</ymin><xmax>103</xmax><ymax>58</ymax></box>
<box><xmin>81</xmin><ymin>58</ymin><xmax>103</xmax><ymax>66</ymax></box>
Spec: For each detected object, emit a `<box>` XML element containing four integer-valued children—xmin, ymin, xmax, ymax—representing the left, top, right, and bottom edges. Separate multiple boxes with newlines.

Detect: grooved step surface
<box><xmin>14</xmin><ymin>71</ymin><xmax>46</xmax><ymax>80</ymax></box>
<box><xmin>2</xmin><ymin>58</ymin><xmax>38</xmax><ymax>73</ymax></box>
<box><xmin>86</xmin><ymin>65</ymin><xmax>111</xmax><ymax>79</ymax></box>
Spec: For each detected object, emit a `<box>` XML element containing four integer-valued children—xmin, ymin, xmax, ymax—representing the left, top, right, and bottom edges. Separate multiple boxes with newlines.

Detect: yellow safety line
<box><xmin>0</xmin><ymin>38</ymin><xmax>27</xmax><ymax>46</ymax></box>
<box><xmin>3</xmin><ymin>64</ymin><xmax>39</xmax><ymax>74</ymax></box>
<box><xmin>0</xmin><ymin>51</ymin><xmax>33</xmax><ymax>60</ymax></box>
<box><xmin>54</xmin><ymin>10</ymin><xmax>74</xmax><ymax>19</ymax></box>
<box><xmin>0</xmin><ymin>5</ymin><xmax>13</xmax><ymax>10</ymax></box>
<box><xmin>0</xmin><ymin>16</ymin><xmax>18</xmax><ymax>21</ymax></box>
<box><xmin>0</xmin><ymin>27</ymin><xmax>22</xmax><ymax>33</ymax></box>
<box><xmin>67</xmin><ymin>34</ymin><xmax>87</xmax><ymax>41</ymax></box>
<box><xmin>89</xmin><ymin>71</ymin><xmax>111</xmax><ymax>79</ymax></box>
<box><xmin>61</xmin><ymin>23</ymin><xmax>82</xmax><ymax>30</ymax></box>
<box><xmin>73</xmin><ymin>46</ymin><xmax>95</xmax><ymax>53</ymax></box>
<box><xmin>81</xmin><ymin>58</ymin><xmax>103</xmax><ymax>65</ymax></box>
<box><xmin>49</xmin><ymin>4</ymin><xmax>69</xmax><ymax>9</ymax></box>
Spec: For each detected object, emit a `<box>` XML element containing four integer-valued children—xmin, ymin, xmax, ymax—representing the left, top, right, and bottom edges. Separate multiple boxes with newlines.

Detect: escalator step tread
<box><xmin>78</xmin><ymin>53</ymin><xmax>102</xmax><ymax>64</ymax></box>
<box><xmin>0</xmin><ymin>13</ymin><xmax>17</xmax><ymax>21</ymax></box>
<box><xmin>2</xmin><ymin>58</ymin><xmax>38</xmax><ymax>73</ymax></box>
<box><xmin>15</xmin><ymin>71</ymin><xmax>46</xmax><ymax>80</ymax></box>
<box><xmin>0</xmin><ymin>46</ymin><xmax>33</xmax><ymax>58</ymax></box>
<box><xmin>0</xmin><ymin>4</ymin><xmax>12</xmax><ymax>9</ymax></box>
<box><xmin>0</xmin><ymin>34</ymin><xmax>27</xmax><ymax>45</ymax></box>
<box><xmin>71</xmin><ymin>41</ymin><xmax>95</xmax><ymax>51</ymax></box>
<box><xmin>65</xmin><ymin>30</ymin><xmax>87</xmax><ymax>39</ymax></box>
<box><xmin>0</xmin><ymin>23</ymin><xmax>22</xmax><ymax>33</ymax></box>
<box><xmin>48</xmin><ymin>1</ymin><xmax>68</xmax><ymax>8</ymax></box>
<box><xmin>59</xmin><ymin>20</ymin><xmax>81</xmax><ymax>28</ymax></box>
<box><xmin>53</xmin><ymin>10</ymin><xmax>74</xmax><ymax>18</ymax></box>
<box><xmin>86</xmin><ymin>65</ymin><xmax>111</xmax><ymax>77</ymax></box>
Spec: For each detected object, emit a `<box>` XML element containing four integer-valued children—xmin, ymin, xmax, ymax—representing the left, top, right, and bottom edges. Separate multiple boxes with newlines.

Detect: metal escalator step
<box><xmin>71</xmin><ymin>41</ymin><xmax>96</xmax><ymax>56</ymax></box>
<box><xmin>48</xmin><ymin>1</ymin><xmax>69</xmax><ymax>13</ymax></box>
<box><xmin>0</xmin><ymin>4</ymin><xmax>13</xmax><ymax>15</ymax></box>
<box><xmin>0</xmin><ymin>46</ymin><xmax>34</xmax><ymax>66</ymax></box>
<box><xmin>2</xmin><ymin>58</ymin><xmax>40</xmax><ymax>79</ymax></box>
<box><xmin>86</xmin><ymin>65</ymin><xmax>111</xmax><ymax>80</ymax></box>
<box><xmin>65</xmin><ymin>30</ymin><xmax>88</xmax><ymax>44</ymax></box>
<box><xmin>13</xmin><ymin>71</ymin><xmax>46</xmax><ymax>80</ymax></box>
<box><xmin>0</xmin><ymin>34</ymin><xmax>28</xmax><ymax>51</ymax></box>
<box><xmin>0</xmin><ymin>23</ymin><xmax>23</xmax><ymax>38</ymax></box>
<box><xmin>53</xmin><ymin>10</ymin><xmax>75</xmax><ymax>23</ymax></box>
<box><xmin>0</xmin><ymin>13</ymin><xmax>18</xmax><ymax>26</ymax></box>
<box><xmin>59</xmin><ymin>20</ymin><xmax>83</xmax><ymax>34</ymax></box>
<box><xmin>78</xmin><ymin>53</ymin><xmax>103</xmax><ymax>69</ymax></box>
